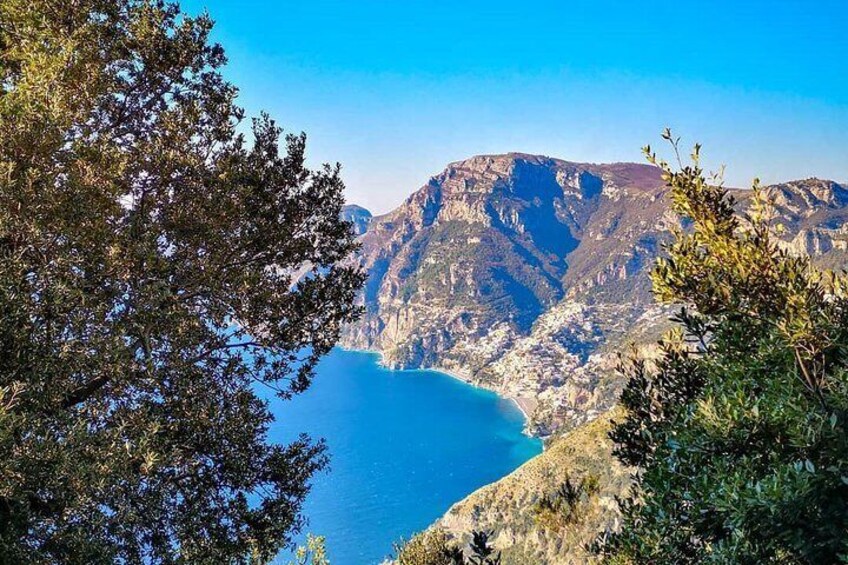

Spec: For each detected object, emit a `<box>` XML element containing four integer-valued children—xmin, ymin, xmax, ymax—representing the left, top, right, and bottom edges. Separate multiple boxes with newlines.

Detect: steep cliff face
<box><xmin>762</xmin><ymin>179</ymin><xmax>848</xmax><ymax>266</ymax></box>
<box><xmin>342</xmin><ymin>154</ymin><xmax>848</xmax><ymax>434</ymax></box>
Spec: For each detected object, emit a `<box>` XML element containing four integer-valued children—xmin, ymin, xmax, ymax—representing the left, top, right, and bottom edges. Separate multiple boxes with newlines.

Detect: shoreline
<box><xmin>337</xmin><ymin>345</ymin><xmax>539</xmax><ymax>439</ymax></box>
<box><xmin>509</xmin><ymin>397</ymin><xmax>533</xmax><ymax>421</ymax></box>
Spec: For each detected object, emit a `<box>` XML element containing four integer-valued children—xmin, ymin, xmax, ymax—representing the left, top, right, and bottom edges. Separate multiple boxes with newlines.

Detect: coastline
<box><xmin>337</xmin><ymin>345</ymin><xmax>539</xmax><ymax>439</ymax></box>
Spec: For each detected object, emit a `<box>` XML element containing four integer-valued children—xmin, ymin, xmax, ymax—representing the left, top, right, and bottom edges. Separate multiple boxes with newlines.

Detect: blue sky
<box><xmin>182</xmin><ymin>0</ymin><xmax>848</xmax><ymax>213</ymax></box>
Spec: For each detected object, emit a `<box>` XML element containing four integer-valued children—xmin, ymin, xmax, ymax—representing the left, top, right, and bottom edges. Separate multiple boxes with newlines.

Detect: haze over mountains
<box><xmin>342</xmin><ymin>154</ymin><xmax>848</xmax><ymax>436</ymax></box>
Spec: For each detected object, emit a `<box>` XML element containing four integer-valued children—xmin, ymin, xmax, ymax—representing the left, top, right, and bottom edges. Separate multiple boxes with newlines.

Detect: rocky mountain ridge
<box><xmin>342</xmin><ymin>153</ymin><xmax>848</xmax><ymax>435</ymax></box>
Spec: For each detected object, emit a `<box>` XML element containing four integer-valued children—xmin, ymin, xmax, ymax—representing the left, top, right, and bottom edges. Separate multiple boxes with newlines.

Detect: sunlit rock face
<box><xmin>342</xmin><ymin>153</ymin><xmax>848</xmax><ymax>434</ymax></box>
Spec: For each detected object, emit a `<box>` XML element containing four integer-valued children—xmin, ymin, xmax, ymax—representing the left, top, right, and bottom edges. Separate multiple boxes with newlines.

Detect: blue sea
<box><xmin>266</xmin><ymin>348</ymin><xmax>542</xmax><ymax>564</ymax></box>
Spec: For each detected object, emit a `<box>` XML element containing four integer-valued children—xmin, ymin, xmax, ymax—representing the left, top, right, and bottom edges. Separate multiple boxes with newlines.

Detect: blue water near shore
<box><xmin>266</xmin><ymin>348</ymin><xmax>542</xmax><ymax>564</ymax></box>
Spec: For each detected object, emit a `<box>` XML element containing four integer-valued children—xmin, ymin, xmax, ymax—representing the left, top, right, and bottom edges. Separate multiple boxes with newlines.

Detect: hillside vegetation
<box><xmin>437</xmin><ymin>413</ymin><xmax>628</xmax><ymax>565</ymax></box>
<box><xmin>597</xmin><ymin>139</ymin><xmax>848</xmax><ymax>562</ymax></box>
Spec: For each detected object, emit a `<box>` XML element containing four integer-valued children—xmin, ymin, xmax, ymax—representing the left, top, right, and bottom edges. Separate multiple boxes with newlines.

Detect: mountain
<box><xmin>343</xmin><ymin>154</ymin><xmax>848</xmax><ymax>437</ymax></box>
<box><xmin>341</xmin><ymin>154</ymin><xmax>680</xmax><ymax>434</ymax></box>
<box><xmin>424</xmin><ymin>176</ymin><xmax>848</xmax><ymax>564</ymax></box>
<box><xmin>342</xmin><ymin>155</ymin><xmax>848</xmax><ymax>562</ymax></box>
<box><xmin>762</xmin><ymin>178</ymin><xmax>848</xmax><ymax>264</ymax></box>
<box><xmin>341</xmin><ymin>204</ymin><xmax>373</xmax><ymax>235</ymax></box>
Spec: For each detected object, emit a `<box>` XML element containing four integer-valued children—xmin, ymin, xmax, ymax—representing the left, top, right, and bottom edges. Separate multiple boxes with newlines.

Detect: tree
<box><xmin>395</xmin><ymin>529</ymin><xmax>501</xmax><ymax>565</ymax></box>
<box><xmin>0</xmin><ymin>0</ymin><xmax>363</xmax><ymax>562</ymax></box>
<box><xmin>533</xmin><ymin>473</ymin><xmax>600</xmax><ymax>531</ymax></box>
<box><xmin>595</xmin><ymin>131</ymin><xmax>848</xmax><ymax>563</ymax></box>
<box><xmin>467</xmin><ymin>531</ymin><xmax>501</xmax><ymax>565</ymax></box>
<box><xmin>395</xmin><ymin>529</ymin><xmax>465</xmax><ymax>565</ymax></box>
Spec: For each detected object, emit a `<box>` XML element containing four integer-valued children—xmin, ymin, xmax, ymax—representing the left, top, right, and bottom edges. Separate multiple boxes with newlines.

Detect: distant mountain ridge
<box><xmin>341</xmin><ymin>204</ymin><xmax>372</xmax><ymax>235</ymax></box>
<box><xmin>342</xmin><ymin>153</ymin><xmax>848</xmax><ymax>434</ymax></box>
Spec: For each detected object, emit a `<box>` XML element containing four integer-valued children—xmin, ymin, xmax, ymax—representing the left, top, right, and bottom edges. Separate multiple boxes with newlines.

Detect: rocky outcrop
<box><xmin>763</xmin><ymin>179</ymin><xmax>848</xmax><ymax>266</ymax></box>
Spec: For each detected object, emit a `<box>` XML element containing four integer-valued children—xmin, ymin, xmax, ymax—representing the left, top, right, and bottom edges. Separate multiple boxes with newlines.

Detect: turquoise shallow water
<box><xmin>266</xmin><ymin>348</ymin><xmax>542</xmax><ymax>564</ymax></box>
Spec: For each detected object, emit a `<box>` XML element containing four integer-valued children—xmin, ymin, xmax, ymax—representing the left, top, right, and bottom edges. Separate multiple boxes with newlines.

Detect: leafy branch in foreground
<box><xmin>0</xmin><ymin>0</ymin><xmax>363</xmax><ymax>562</ymax></box>
<box><xmin>595</xmin><ymin>131</ymin><xmax>848</xmax><ymax>563</ymax></box>
<box><xmin>287</xmin><ymin>535</ymin><xmax>330</xmax><ymax>565</ymax></box>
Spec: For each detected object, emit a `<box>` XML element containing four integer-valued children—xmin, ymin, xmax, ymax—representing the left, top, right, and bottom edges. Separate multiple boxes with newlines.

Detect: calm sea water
<box><xmin>266</xmin><ymin>348</ymin><xmax>542</xmax><ymax>564</ymax></box>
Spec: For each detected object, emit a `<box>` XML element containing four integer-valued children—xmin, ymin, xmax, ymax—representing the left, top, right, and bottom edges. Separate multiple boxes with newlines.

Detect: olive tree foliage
<box><xmin>596</xmin><ymin>132</ymin><xmax>848</xmax><ymax>563</ymax></box>
<box><xmin>0</xmin><ymin>0</ymin><xmax>363</xmax><ymax>562</ymax></box>
<box><xmin>287</xmin><ymin>535</ymin><xmax>329</xmax><ymax>565</ymax></box>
